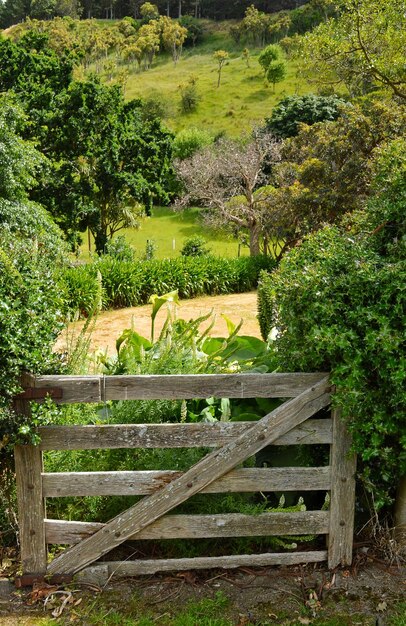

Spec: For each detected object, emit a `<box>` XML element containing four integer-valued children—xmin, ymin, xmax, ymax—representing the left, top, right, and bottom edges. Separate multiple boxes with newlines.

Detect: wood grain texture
<box><xmin>74</xmin><ymin>551</ymin><xmax>328</xmax><ymax>583</ymax></box>
<box><xmin>47</xmin><ymin>377</ymin><xmax>331</xmax><ymax>575</ymax></box>
<box><xmin>46</xmin><ymin>510</ymin><xmax>329</xmax><ymax>544</ymax></box>
<box><xmin>328</xmin><ymin>408</ymin><xmax>357</xmax><ymax>568</ymax></box>
<box><xmin>38</xmin><ymin>418</ymin><xmax>332</xmax><ymax>451</ymax></box>
<box><xmin>32</xmin><ymin>373</ymin><xmax>328</xmax><ymax>403</ymax></box>
<box><xmin>42</xmin><ymin>466</ymin><xmax>332</xmax><ymax>497</ymax></box>
<box><xmin>15</xmin><ymin>445</ymin><xmax>47</xmax><ymax>575</ymax></box>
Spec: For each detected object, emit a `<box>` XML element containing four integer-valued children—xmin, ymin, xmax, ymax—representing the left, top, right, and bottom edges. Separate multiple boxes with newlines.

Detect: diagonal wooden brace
<box><xmin>48</xmin><ymin>376</ymin><xmax>331</xmax><ymax>576</ymax></box>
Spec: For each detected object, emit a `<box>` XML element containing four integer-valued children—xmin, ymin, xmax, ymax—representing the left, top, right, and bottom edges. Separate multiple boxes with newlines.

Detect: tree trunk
<box><xmin>93</xmin><ymin>229</ymin><xmax>108</xmax><ymax>255</ymax></box>
<box><xmin>178</xmin><ymin>0</ymin><xmax>182</xmax><ymax>18</ymax></box>
<box><xmin>249</xmin><ymin>223</ymin><xmax>261</xmax><ymax>256</ymax></box>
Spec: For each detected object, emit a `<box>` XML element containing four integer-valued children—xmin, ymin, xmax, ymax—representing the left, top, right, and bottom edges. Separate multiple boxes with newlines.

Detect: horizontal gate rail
<box><xmin>45</xmin><ymin>510</ymin><xmax>330</xmax><ymax>544</ymax></box>
<box><xmin>26</xmin><ymin>372</ymin><xmax>329</xmax><ymax>403</ymax></box>
<box><xmin>42</xmin><ymin>466</ymin><xmax>332</xmax><ymax>497</ymax></box>
<box><xmin>37</xmin><ymin>419</ymin><xmax>333</xmax><ymax>450</ymax></box>
<box><xmin>14</xmin><ymin>372</ymin><xmax>356</xmax><ymax>585</ymax></box>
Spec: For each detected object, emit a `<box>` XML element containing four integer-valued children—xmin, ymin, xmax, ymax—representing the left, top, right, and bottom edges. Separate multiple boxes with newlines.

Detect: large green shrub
<box><xmin>0</xmin><ymin>201</ymin><xmax>68</xmax><ymax>541</ymax></box>
<box><xmin>256</xmin><ymin>140</ymin><xmax>406</xmax><ymax>507</ymax></box>
<box><xmin>265</xmin><ymin>94</ymin><xmax>347</xmax><ymax>138</ymax></box>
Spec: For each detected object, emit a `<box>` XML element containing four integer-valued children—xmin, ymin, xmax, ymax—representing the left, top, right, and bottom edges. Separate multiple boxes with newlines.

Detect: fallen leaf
<box><xmin>298</xmin><ymin>617</ymin><xmax>311</xmax><ymax>625</ymax></box>
<box><xmin>376</xmin><ymin>601</ymin><xmax>388</xmax><ymax>612</ymax></box>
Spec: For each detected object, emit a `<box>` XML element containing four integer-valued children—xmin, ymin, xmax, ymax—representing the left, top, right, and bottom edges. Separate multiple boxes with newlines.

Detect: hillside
<box><xmin>3</xmin><ymin>17</ymin><xmax>315</xmax><ymax>137</ymax></box>
<box><xmin>121</xmin><ymin>25</ymin><xmax>313</xmax><ymax>136</ymax></box>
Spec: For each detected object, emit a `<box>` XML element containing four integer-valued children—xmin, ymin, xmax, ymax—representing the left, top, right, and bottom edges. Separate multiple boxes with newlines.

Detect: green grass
<box><xmin>80</xmin><ymin>207</ymin><xmax>247</xmax><ymax>261</ymax></box>
<box><xmin>26</xmin><ymin>596</ymin><xmax>406</xmax><ymax>626</ymax></box>
<box><xmin>93</xmin><ymin>22</ymin><xmax>315</xmax><ymax>137</ymax></box>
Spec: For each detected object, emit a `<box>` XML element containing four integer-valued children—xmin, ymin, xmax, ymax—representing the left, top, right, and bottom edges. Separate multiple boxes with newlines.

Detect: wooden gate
<box><xmin>14</xmin><ymin>373</ymin><xmax>356</xmax><ymax>584</ymax></box>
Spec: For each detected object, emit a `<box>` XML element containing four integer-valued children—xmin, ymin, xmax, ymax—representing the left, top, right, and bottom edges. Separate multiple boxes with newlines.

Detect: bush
<box><xmin>181</xmin><ymin>235</ymin><xmax>211</xmax><ymax>257</ymax></box>
<box><xmin>58</xmin><ymin>264</ymin><xmax>103</xmax><ymax>317</ymax></box>
<box><xmin>178</xmin><ymin>76</ymin><xmax>200</xmax><ymax>114</ymax></box>
<box><xmin>265</xmin><ymin>94</ymin><xmax>348</xmax><ymax>138</ymax></box>
<box><xmin>0</xmin><ymin>199</ymin><xmax>68</xmax><ymax>264</ymax></box>
<box><xmin>62</xmin><ymin>255</ymin><xmax>277</xmax><ymax>313</ymax></box>
<box><xmin>179</xmin><ymin>16</ymin><xmax>204</xmax><ymax>47</ymax></box>
<box><xmin>257</xmin><ymin>161</ymin><xmax>405</xmax><ymax>511</ymax></box>
<box><xmin>173</xmin><ymin>128</ymin><xmax>213</xmax><ymax>160</ymax></box>
<box><xmin>104</xmin><ymin>235</ymin><xmax>136</xmax><ymax>262</ymax></box>
<box><xmin>257</xmin><ymin>270</ymin><xmax>275</xmax><ymax>341</ymax></box>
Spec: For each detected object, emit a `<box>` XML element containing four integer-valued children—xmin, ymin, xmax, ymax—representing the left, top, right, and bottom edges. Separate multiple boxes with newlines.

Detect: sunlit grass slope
<box><xmin>123</xmin><ymin>24</ymin><xmax>313</xmax><ymax>137</ymax></box>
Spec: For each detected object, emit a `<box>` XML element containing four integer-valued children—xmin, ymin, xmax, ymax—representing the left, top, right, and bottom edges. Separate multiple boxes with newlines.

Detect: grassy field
<box><xmin>80</xmin><ymin>207</ymin><xmax>247</xmax><ymax>260</ymax></box>
<box><xmin>98</xmin><ymin>22</ymin><xmax>313</xmax><ymax>137</ymax></box>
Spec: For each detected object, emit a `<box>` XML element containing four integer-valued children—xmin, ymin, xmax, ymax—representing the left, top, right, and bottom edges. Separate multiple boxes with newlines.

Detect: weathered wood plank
<box><xmin>45</xmin><ymin>510</ymin><xmax>329</xmax><ymax>544</ymax></box>
<box><xmin>47</xmin><ymin>377</ymin><xmax>330</xmax><ymax>575</ymax></box>
<box><xmin>33</xmin><ymin>376</ymin><xmax>101</xmax><ymax>404</ymax></box>
<box><xmin>328</xmin><ymin>408</ymin><xmax>357</xmax><ymax>568</ymax></box>
<box><xmin>15</xmin><ymin>445</ymin><xmax>47</xmax><ymax>575</ymax></box>
<box><xmin>42</xmin><ymin>466</ymin><xmax>332</xmax><ymax>497</ymax></box>
<box><xmin>14</xmin><ymin>373</ymin><xmax>47</xmax><ymax>576</ymax></box>
<box><xmin>74</xmin><ymin>551</ymin><xmax>328</xmax><ymax>583</ymax></box>
<box><xmin>38</xmin><ymin>418</ymin><xmax>332</xmax><ymax>451</ymax></box>
<box><xmin>33</xmin><ymin>373</ymin><xmax>328</xmax><ymax>403</ymax></box>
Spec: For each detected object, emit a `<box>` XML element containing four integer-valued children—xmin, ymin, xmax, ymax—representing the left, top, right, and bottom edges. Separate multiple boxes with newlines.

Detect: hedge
<box><xmin>61</xmin><ymin>255</ymin><xmax>277</xmax><ymax>315</ymax></box>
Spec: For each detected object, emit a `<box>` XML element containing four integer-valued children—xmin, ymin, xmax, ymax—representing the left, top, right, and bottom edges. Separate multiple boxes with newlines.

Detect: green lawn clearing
<box><xmin>80</xmin><ymin>207</ymin><xmax>247</xmax><ymax>261</ymax></box>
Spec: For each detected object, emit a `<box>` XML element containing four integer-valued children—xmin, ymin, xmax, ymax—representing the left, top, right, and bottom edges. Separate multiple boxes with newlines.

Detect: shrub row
<box><xmin>60</xmin><ymin>255</ymin><xmax>276</xmax><ymax>315</ymax></box>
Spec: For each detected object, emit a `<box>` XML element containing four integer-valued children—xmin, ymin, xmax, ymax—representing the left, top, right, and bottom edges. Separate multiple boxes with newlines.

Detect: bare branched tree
<box><xmin>175</xmin><ymin>132</ymin><xmax>281</xmax><ymax>256</ymax></box>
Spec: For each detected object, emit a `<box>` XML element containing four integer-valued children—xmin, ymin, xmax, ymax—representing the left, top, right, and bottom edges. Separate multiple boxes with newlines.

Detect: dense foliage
<box><xmin>257</xmin><ymin>138</ymin><xmax>406</xmax><ymax>507</ymax></box>
<box><xmin>264</xmin><ymin>94</ymin><xmax>347</xmax><ymax>138</ymax></box>
<box><xmin>300</xmin><ymin>0</ymin><xmax>406</xmax><ymax>100</ymax></box>
<box><xmin>0</xmin><ymin>33</ymin><xmax>175</xmax><ymax>252</ymax></box>
<box><xmin>61</xmin><ymin>254</ymin><xmax>276</xmax><ymax>313</ymax></box>
<box><xmin>36</xmin><ymin>78</ymin><xmax>174</xmax><ymax>252</ymax></box>
<box><xmin>266</xmin><ymin>98</ymin><xmax>406</xmax><ymax>255</ymax></box>
<box><xmin>0</xmin><ymin>0</ymin><xmax>312</xmax><ymax>27</ymax></box>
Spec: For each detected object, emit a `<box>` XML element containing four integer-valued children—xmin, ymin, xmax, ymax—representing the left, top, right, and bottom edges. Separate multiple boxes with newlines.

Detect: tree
<box><xmin>160</xmin><ymin>16</ymin><xmax>187</xmax><ymax>65</ymax></box>
<box><xmin>241</xmin><ymin>4</ymin><xmax>271</xmax><ymax>46</ymax></box>
<box><xmin>258</xmin><ymin>44</ymin><xmax>281</xmax><ymax>75</ymax></box>
<box><xmin>0</xmin><ymin>31</ymin><xmax>74</xmax><ymax>134</ymax></box>
<box><xmin>266</xmin><ymin>60</ymin><xmax>286</xmax><ymax>92</ymax></box>
<box><xmin>36</xmin><ymin>80</ymin><xmax>174</xmax><ymax>253</ymax></box>
<box><xmin>300</xmin><ymin>0</ymin><xmax>406</xmax><ymax>100</ymax></box>
<box><xmin>267</xmin><ymin>98</ymin><xmax>406</xmax><ymax>254</ymax></box>
<box><xmin>137</xmin><ymin>22</ymin><xmax>160</xmax><ymax>69</ymax></box>
<box><xmin>213</xmin><ymin>49</ymin><xmax>229</xmax><ymax>88</ymax></box>
<box><xmin>140</xmin><ymin>1</ymin><xmax>159</xmax><ymax>21</ymax></box>
<box><xmin>242</xmin><ymin>47</ymin><xmax>250</xmax><ymax>68</ymax></box>
<box><xmin>265</xmin><ymin>94</ymin><xmax>347</xmax><ymax>138</ymax></box>
<box><xmin>175</xmin><ymin>133</ymin><xmax>280</xmax><ymax>256</ymax></box>
<box><xmin>0</xmin><ymin>97</ymin><xmax>46</xmax><ymax>202</ymax></box>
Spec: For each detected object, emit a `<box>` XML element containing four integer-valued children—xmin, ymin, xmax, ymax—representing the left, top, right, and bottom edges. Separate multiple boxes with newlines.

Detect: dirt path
<box><xmin>56</xmin><ymin>292</ymin><xmax>261</xmax><ymax>356</ymax></box>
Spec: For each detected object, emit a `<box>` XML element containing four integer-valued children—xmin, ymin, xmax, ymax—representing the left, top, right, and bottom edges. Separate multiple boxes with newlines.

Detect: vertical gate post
<box><xmin>328</xmin><ymin>407</ymin><xmax>357</xmax><ymax>568</ymax></box>
<box><xmin>14</xmin><ymin>374</ymin><xmax>47</xmax><ymax>576</ymax></box>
